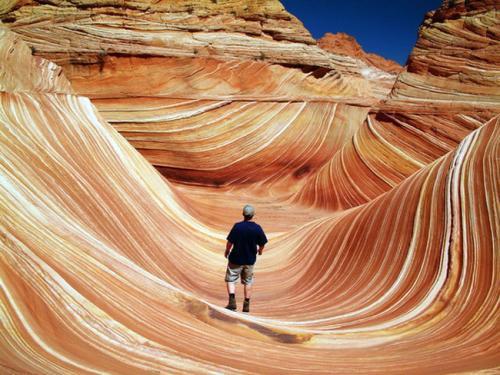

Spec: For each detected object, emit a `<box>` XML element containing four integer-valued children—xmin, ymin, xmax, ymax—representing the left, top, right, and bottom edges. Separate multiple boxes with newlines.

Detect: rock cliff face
<box><xmin>0</xmin><ymin>0</ymin><xmax>395</xmax><ymax>101</ymax></box>
<box><xmin>1</xmin><ymin>0</ymin><xmax>499</xmax><ymax>373</ymax></box>
<box><xmin>0</xmin><ymin>0</ymin><xmax>330</xmax><ymax>69</ymax></box>
<box><xmin>388</xmin><ymin>0</ymin><xmax>499</xmax><ymax>109</ymax></box>
<box><xmin>318</xmin><ymin>32</ymin><xmax>403</xmax><ymax>74</ymax></box>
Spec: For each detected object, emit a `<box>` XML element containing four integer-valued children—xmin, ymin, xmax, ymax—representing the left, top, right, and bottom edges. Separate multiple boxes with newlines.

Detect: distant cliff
<box><xmin>318</xmin><ymin>32</ymin><xmax>403</xmax><ymax>74</ymax></box>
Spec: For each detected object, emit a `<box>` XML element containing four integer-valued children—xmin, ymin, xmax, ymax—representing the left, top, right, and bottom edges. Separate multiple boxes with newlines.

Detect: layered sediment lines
<box><xmin>0</xmin><ymin>27</ymin><xmax>72</xmax><ymax>94</ymax></box>
<box><xmin>65</xmin><ymin>56</ymin><xmax>369</xmax><ymax>102</ymax></box>
<box><xmin>3</xmin><ymin>94</ymin><xmax>500</xmax><ymax>373</ymax></box>
<box><xmin>293</xmin><ymin>111</ymin><xmax>494</xmax><ymax>210</ymax></box>
<box><xmin>1</xmin><ymin>0</ymin><xmax>500</xmax><ymax>373</ymax></box>
<box><xmin>388</xmin><ymin>0</ymin><xmax>500</xmax><ymax>108</ymax></box>
<box><xmin>1</xmin><ymin>29</ymin><xmax>499</xmax><ymax>373</ymax></box>
<box><xmin>0</xmin><ymin>0</ymin><xmax>399</xmax><ymax>189</ymax></box>
<box><xmin>95</xmin><ymin>98</ymin><xmax>368</xmax><ymax>189</ymax></box>
<box><xmin>0</xmin><ymin>0</ymin><xmax>335</xmax><ymax>69</ymax></box>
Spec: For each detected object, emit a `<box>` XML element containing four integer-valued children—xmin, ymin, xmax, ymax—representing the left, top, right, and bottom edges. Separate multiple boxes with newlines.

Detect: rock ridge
<box><xmin>318</xmin><ymin>32</ymin><xmax>403</xmax><ymax>74</ymax></box>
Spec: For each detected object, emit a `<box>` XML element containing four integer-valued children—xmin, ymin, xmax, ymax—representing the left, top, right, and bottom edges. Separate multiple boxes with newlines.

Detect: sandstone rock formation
<box><xmin>0</xmin><ymin>0</ymin><xmax>399</xmax><ymax>190</ymax></box>
<box><xmin>318</xmin><ymin>32</ymin><xmax>403</xmax><ymax>74</ymax></box>
<box><xmin>388</xmin><ymin>0</ymin><xmax>500</xmax><ymax>109</ymax></box>
<box><xmin>0</xmin><ymin>0</ymin><xmax>396</xmax><ymax>101</ymax></box>
<box><xmin>0</xmin><ymin>0</ymin><xmax>499</xmax><ymax>373</ymax></box>
<box><xmin>0</xmin><ymin>27</ymin><xmax>72</xmax><ymax>93</ymax></box>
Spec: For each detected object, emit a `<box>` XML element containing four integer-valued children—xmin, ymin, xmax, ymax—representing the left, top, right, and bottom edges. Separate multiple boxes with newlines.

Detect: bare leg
<box><xmin>226</xmin><ymin>282</ymin><xmax>235</xmax><ymax>295</ymax></box>
<box><xmin>244</xmin><ymin>284</ymin><xmax>252</xmax><ymax>299</ymax></box>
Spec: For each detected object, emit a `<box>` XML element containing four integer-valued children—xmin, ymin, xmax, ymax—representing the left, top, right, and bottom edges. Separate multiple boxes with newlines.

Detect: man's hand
<box><xmin>258</xmin><ymin>245</ymin><xmax>264</xmax><ymax>256</ymax></box>
<box><xmin>225</xmin><ymin>241</ymin><xmax>233</xmax><ymax>258</ymax></box>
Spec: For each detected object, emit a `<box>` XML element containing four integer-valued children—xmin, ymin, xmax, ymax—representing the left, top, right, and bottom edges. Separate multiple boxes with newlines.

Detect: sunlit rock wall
<box><xmin>1</xmin><ymin>0</ymin><xmax>499</xmax><ymax>373</ymax></box>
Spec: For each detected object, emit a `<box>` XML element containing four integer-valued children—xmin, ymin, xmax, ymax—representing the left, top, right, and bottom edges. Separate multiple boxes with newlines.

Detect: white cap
<box><xmin>242</xmin><ymin>204</ymin><xmax>255</xmax><ymax>217</ymax></box>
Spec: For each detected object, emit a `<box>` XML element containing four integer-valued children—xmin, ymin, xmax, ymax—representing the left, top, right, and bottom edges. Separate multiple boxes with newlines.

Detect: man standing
<box><xmin>224</xmin><ymin>204</ymin><xmax>268</xmax><ymax>313</ymax></box>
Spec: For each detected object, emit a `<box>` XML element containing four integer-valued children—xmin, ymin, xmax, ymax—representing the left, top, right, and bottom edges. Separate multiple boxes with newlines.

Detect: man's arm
<box><xmin>258</xmin><ymin>245</ymin><xmax>265</xmax><ymax>256</ymax></box>
<box><xmin>224</xmin><ymin>241</ymin><xmax>233</xmax><ymax>258</ymax></box>
<box><xmin>258</xmin><ymin>226</ymin><xmax>267</xmax><ymax>256</ymax></box>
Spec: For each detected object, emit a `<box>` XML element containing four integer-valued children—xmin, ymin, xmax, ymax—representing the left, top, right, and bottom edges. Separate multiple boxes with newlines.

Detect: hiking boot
<box><xmin>242</xmin><ymin>299</ymin><xmax>250</xmax><ymax>313</ymax></box>
<box><xmin>225</xmin><ymin>295</ymin><xmax>236</xmax><ymax>311</ymax></box>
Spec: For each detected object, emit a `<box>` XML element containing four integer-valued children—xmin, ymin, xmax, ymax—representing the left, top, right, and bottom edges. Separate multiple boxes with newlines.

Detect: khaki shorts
<box><xmin>225</xmin><ymin>262</ymin><xmax>254</xmax><ymax>285</ymax></box>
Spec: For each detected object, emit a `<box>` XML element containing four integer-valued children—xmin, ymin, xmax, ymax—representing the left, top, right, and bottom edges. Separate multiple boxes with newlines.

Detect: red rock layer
<box><xmin>65</xmin><ymin>56</ymin><xmax>371</xmax><ymax>102</ymax></box>
<box><xmin>318</xmin><ymin>32</ymin><xmax>403</xmax><ymax>74</ymax></box>
<box><xmin>94</xmin><ymin>99</ymin><xmax>368</xmax><ymax>189</ymax></box>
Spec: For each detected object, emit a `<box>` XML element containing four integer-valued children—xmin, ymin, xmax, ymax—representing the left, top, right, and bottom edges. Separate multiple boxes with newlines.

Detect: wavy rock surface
<box><xmin>292</xmin><ymin>110</ymin><xmax>496</xmax><ymax>210</ymax></box>
<box><xmin>0</xmin><ymin>27</ymin><xmax>72</xmax><ymax>93</ymax></box>
<box><xmin>0</xmin><ymin>0</ymin><xmax>398</xmax><ymax>187</ymax></box>
<box><xmin>1</xmin><ymin>0</ymin><xmax>500</xmax><ymax>373</ymax></box>
<box><xmin>0</xmin><ymin>0</ymin><xmax>403</xmax><ymax>190</ymax></box>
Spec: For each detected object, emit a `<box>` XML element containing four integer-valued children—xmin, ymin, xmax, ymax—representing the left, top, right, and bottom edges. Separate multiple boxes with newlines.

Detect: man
<box><xmin>224</xmin><ymin>204</ymin><xmax>267</xmax><ymax>313</ymax></box>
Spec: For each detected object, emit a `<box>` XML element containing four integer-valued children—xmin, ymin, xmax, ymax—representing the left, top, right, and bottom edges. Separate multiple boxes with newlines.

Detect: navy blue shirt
<box><xmin>227</xmin><ymin>221</ymin><xmax>268</xmax><ymax>265</ymax></box>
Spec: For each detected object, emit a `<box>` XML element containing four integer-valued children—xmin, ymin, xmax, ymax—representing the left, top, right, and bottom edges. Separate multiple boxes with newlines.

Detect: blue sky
<box><xmin>280</xmin><ymin>0</ymin><xmax>443</xmax><ymax>65</ymax></box>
